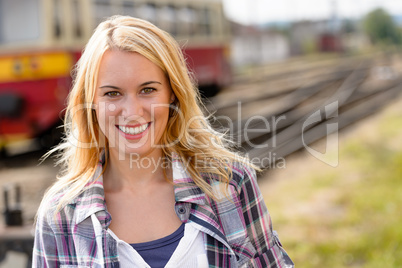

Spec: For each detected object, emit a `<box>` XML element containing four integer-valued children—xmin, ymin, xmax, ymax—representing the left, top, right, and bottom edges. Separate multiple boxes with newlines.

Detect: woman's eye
<box><xmin>105</xmin><ymin>91</ymin><xmax>120</xmax><ymax>97</ymax></box>
<box><xmin>141</xmin><ymin>88</ymin><xmax>155</xmax><ymax>94</ymax></box>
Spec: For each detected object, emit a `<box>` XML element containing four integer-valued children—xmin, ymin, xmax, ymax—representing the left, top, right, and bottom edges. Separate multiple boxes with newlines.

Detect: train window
<box><xmin>72</xmin><ymin>0</ymin><xmax>82</xmax><ymax>38</ymax></box>
<box><xmin>158</xmin><ymin>5</ymin><xmax>177</xmax><ymax>36</ymax></box>
<box><xmin>198</xmin><ymin>7</ymin><xmax>211</xmax><ymax>36</ymax></box>
<box><xmin>93</xmin><ymin>0</ymin><xmax>112</xmax><ymax>25</ymax></box>
<box><xmin>136</xmin><ymin>3</ymin><xmax>157</xmax><ymax>25</ymax></box>
<box><xmin>0</xmin><ymin>0</ymin><xmax>41</xmax><ymax>44</ymax></box>
<box><xmin>122</xmin><ymin>1</ymin><xmax>135</xmax><ymax>17</ymax></box>
<box><xmin>208</xmin><ymin>7</ymin><xmax>220</xmax><ymax>36</ymax></box>
<box><xmin>53</xmin><ymin>0</ymin><xmax>62</xmax><ymax>38</ymax></box>
<box><xmin>177</xmin><ymin>6</ymin><xmax>196</xmax><ymax>36</ymax></box>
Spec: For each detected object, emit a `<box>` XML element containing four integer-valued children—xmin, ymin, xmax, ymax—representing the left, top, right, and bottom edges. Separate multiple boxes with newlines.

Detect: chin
<box><xmin>111</xmin><ymin>140</ymin><xmax>159</xmax><ymax>160</ymax></box>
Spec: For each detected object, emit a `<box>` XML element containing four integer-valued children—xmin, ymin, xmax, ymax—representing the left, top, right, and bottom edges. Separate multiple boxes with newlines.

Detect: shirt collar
<box><xmin>171</xmin><ymin>154</ymin><xmax>206</xmax><ymax>205</ymax></box>
<box><xmin>72</xmin><ymin>162</ymin><xmax>110</xmax><ymax>226</ymax></box>
<box><xmin>72</xmin><ymin>152</ymin><xmax>206</xmax><ymax>225</ymax></box>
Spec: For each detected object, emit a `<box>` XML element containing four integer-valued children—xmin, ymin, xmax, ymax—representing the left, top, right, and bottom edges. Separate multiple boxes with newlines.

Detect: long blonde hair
<box><xmin>40</xmin><ymin>15</ymin><xmax>254</xmax><ymax>213</ymax></box>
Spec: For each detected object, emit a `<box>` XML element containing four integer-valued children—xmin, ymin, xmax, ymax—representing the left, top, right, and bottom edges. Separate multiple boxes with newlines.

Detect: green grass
<box><xmin>267</xmin><ymin>112</ymin><xmax>402</xmax><ymax>268</ymax></box>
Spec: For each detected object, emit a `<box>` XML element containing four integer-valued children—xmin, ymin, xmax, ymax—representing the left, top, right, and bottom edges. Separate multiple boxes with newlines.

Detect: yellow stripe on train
<box><xmin>0</xmin><ymin>52</ymin><xmax>73</xmax><ymax>83</ymax></box>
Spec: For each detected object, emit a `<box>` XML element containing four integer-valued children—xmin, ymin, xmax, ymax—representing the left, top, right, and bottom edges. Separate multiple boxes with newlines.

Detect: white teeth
<box><xmin>119</xmin><ymin>123</ymin><xmax>148</xmax><ymax>135</ymax></box>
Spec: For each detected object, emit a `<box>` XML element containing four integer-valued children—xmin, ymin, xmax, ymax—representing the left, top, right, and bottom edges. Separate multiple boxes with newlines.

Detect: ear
<box><xmin>170</xmin><ymin>93</ymin><xmax>176</xmax><ymax>104</ymax></box>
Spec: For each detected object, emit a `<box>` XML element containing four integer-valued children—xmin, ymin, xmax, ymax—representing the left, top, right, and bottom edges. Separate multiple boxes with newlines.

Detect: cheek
<box><xmin>94</xmin><ymin>109</ymin><xmax>106</xmax><ymax>136</ymax></box>
<box><xmin>95</xmin><ymin>105</ymin><xmax>117</xmax><ymax>133</ymax></box>
<box><xmin>153</xmin><ymin>106</ymin><xmax>170</xmax><ymax>130</ymax></box>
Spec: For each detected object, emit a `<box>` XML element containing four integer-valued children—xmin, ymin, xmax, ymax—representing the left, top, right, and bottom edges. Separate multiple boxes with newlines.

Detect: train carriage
<box><xmin>0</xmin><ymin>0</ymin><xmax>231</xmax><ymax>154</ymax></box>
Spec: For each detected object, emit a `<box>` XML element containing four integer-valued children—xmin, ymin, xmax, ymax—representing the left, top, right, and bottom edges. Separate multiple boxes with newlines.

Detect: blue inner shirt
<box><xmin>130</xmin><ymin>223</ymin><xmax>185</xmax><ymax>268</ymax></box>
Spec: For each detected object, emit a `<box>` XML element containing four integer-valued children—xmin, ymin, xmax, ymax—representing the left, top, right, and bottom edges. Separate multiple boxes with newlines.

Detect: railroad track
<box><xmin>208</xmin><ymin>55</ymin><xmax>402</xmax><ymax>169</ymax></box>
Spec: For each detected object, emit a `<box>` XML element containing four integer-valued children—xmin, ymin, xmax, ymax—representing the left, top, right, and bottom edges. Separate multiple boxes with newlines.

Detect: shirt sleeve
<box><xmin>239</xmin><ymin>165</ymin><xmax>294</xmax><ymax>268</ymax></box>
<box><xmin>32</xmin><ymin>208</ymin><xmax>60</xmax><ymax>268</ymax></box>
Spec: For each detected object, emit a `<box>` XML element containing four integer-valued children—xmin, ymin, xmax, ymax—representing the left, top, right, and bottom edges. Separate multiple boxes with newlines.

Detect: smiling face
<box><xmin>94</xmin><ymin>50</ymin><xmax>174</xmax><ymax>159</ymax></box>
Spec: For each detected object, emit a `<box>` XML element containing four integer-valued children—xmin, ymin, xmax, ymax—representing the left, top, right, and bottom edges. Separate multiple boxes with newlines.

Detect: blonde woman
<box><xmin>33</xmin><ymin>16</ymin><xmax>293</xmax><ymax>268</ymax></box>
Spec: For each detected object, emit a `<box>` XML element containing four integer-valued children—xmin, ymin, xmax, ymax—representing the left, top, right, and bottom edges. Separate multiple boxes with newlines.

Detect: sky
<box><xmin>222</xmin><ymin>0</ymin><xmax>402</xmax><ymax>25</ymax></box>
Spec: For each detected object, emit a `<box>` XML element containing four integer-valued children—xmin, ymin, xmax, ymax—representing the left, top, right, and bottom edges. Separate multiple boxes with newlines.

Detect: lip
<box><xmin>116</xmin><ymin>122</ymin><xmax>151</xmax><ymax>140</ymax></box>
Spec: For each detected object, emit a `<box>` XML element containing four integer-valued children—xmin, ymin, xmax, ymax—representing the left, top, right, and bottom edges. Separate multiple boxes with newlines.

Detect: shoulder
<box><xmin>35</xmin><ymin>184</ymin><xmax>82</xmax><ymax>229</ymax></box>
<box><xmin>229</xmin><ymin>161</ymin><xmax>258</xmax><ymax>194</ymax></box>
<box><xmin>36</xmin><ymin>193</ymin><xmax>67</xmax><ymax>225</ymax></box>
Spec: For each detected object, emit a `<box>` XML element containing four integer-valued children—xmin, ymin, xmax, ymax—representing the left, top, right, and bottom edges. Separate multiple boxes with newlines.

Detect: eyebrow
<box><xmin>141</xmin><ymin>81</ymin><xmax>162</xmax><ymax>86</ymax></box>
<box><xmin>99</xmin><ymin>81</ymin><xmax>162</xmax><ymax>89</ymax></box>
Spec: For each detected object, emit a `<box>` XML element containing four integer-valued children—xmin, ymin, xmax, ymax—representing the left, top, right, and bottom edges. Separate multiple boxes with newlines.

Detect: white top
<box><xmin>107</xmin><ymin>222</ymin><xmax>208</xmax><ymax>268</ymax></box>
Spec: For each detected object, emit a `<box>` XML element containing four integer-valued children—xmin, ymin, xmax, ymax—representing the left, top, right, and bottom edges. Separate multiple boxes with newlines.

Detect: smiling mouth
<box><xmin>117</xmin><ymin>123</ymin><xmax>150</xmax><ymax>135</ymax></box>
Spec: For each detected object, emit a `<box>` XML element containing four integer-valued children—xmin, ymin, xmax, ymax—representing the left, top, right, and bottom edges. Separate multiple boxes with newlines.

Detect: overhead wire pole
<box><xmin>247</xmin><ymin>0</ymin><xmax>254</xmax><ymax>25</ymax></box>
<box><xmin>330</xmin><ymin>0</ymin><xmax>337</xmax><ymax>34</ymax></box>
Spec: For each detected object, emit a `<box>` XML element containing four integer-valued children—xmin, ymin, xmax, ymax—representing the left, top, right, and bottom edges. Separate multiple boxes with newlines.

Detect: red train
<box><xmin>0</xmin><ymin>0</ymin><xmax>231</xmax><ymax>155</ymax></box>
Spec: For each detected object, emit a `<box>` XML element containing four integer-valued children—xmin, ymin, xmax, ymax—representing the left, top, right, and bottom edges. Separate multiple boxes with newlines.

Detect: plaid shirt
<box><xmin>33</xmin><ymin>155</ymin><xmax>294</xmax><ymax>268</ymax></box>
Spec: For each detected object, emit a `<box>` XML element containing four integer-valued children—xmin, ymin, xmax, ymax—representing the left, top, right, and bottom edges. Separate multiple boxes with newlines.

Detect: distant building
<box><xmin>289</xmin><ymin>20</ymin><xmax>332</xmax><ymax>55</ymax></box>
<box><xmin>341</xmin><ymin>32</ymin><xmax>370</xmax><ymax>53</ymax></box>
<box><xmin>230</xmin><ymin>22</ymin><xmax>290</xmax><ymax>67</ymax></box>
<box><xmin>289</xmin><ymin>19</ymin><xmax>373</xmax><ymax>55</ymax></box>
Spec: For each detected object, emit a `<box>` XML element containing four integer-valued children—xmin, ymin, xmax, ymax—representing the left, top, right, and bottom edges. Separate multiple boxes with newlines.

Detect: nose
<box><xmin>121</xmin><ymin>94</ymin><xmax>144</xmax><ymax>120</ymax></box>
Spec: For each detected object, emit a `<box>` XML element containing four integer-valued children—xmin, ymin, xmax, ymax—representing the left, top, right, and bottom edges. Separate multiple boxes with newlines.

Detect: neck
<box><xmin>104</xmin><ymin>148</ymin><xmax>171</xmax><ymax>192</ymax></box>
